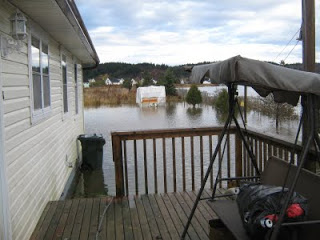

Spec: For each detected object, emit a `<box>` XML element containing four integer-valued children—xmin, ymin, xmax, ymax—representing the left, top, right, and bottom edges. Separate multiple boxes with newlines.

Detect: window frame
<box><xmin>61</xmin><ymin>53</ymin><xmax>68</xmax><ymax>115</ymax></box>
<box><xmin>74</xmin><ymin>63</ymin><xmax>79</xmax><ymax>115</ymax></box>
<box><xmin>28</xmin><ymin>33</ymin><xmax>51</xmax><ymax>124</ymax></box>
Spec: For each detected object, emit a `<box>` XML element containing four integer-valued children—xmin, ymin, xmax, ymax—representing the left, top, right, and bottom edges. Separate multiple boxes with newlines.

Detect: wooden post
<box><xmin>302</xmin><ymin>0</ymin><xmax>315</xmax><ymax>72</ymax></box>
<box><xmin>302</xmin><ymin>0</ymin><xmax>316</xmax><ymax>171</ymax></box>
<box><xmin>112</xmin><ymin>134</ymin><xmax>124</xmax><ymax>197</ymax></box>
<box><xmin>235</xmin><ymin>132</ymin><xmax>243</xmax><ymax>177</ymax></box>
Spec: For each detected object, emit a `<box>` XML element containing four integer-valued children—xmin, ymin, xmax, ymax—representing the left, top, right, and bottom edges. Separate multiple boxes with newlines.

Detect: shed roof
<box><xmin>189</xmin><ymin>55</ymin><xmax>320</xmax><ymax>105</ymax></box>
<box><xmin>10</xmin><ymin>0</ymin><xmax>99</xmax><ymax>67</ymax></box>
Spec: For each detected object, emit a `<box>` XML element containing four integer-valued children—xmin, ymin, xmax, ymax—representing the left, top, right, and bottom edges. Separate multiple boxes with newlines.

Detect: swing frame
<box><xmin>181</xmin><ymin>82</ymin><xmax>320</xmax><ymax>240</ymax></box>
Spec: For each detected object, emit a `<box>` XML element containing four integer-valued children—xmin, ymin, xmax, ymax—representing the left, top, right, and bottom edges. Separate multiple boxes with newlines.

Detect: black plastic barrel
<box><xmin>78</xmin><ymin>134</ymin><xmax>106</xmax><ymax>170</ymax></box>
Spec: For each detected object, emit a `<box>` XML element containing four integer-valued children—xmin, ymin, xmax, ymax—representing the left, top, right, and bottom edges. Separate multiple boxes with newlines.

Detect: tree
<box><xmin>186</xmin><ymin>85</ymin><xmax>202</xmax><ymax>107</ymax></box>
<box><xmin>213</xmin><ymin>89</ymin><xmax>229</xmax><ymax>114</ymax></box>
<box><xmin>256</xmin><ymin>94</ymin><xmax>297</xmax><ymax>132</ymax></box>
<box><xmin>141</xmin><ymin>71</ymin><xmax>152</xmax><ymax>86</ymax></box>
<box><xmin>122</xmin><ymin>79</ymin><xmax>132</xmax><ymax>90</ymax></box>
<box><xmin>163</xmin><ymin>69</ymin><xmax>177</xmax><ymax>96</ymax></box>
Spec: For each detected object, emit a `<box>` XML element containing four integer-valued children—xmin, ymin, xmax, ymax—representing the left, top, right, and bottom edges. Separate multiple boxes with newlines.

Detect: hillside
<box><xmin>83</xmin><ymin>62</ymin><xmax>320</xmax><ymax>83</ymax></box>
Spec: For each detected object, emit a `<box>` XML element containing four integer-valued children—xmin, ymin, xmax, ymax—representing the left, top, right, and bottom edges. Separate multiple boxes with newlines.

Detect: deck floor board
<box><xmin>31</xmin><ymin>190</ymin><xmax>218</xmax><ymax>240</ymax></box>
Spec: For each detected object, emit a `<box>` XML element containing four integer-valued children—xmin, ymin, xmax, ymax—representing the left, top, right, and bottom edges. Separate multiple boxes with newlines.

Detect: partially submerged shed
<box><xmin>136</xmin><ymin>86</ymin><xmax>166</xmax><ymax>107</ymax></box>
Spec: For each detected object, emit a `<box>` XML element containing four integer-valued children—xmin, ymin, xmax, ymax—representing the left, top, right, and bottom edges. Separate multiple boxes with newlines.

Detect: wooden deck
<box><xmin>30</xmin><ymin>189</ymin><xmax>218</xmax><ymax>240</ymax></box>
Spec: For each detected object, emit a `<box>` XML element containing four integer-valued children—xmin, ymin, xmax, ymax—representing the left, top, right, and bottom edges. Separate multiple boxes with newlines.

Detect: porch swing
<box><xmin>181</xmin><ymin>55</ymin><xmax>320</xmax><ymax>240</ymax></box>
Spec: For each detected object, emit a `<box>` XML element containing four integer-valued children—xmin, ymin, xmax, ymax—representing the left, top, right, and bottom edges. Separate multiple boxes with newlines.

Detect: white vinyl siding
<box><xmin>0</xmin><ymin>2</ymin><xmax>85</xmax><ymax>239</ymax></box>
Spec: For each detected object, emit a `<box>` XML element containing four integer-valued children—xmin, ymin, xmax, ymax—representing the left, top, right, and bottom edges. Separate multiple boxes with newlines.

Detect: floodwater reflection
<box><xmin>186</xmin><ymin>107</ymin><xmax>203</xmax><ymax>119</ymax></box>
<box><xmin>79</xmin><ymin>102</ymin><xmax>299</xmax><ymax>196</ymax></box>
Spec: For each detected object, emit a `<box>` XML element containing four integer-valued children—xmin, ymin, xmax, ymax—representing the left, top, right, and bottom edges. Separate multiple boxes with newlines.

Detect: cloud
<box><xmin>76</xmin><ymin>0</ymin><xmax>319</xmax><ymax>65</ymax></box>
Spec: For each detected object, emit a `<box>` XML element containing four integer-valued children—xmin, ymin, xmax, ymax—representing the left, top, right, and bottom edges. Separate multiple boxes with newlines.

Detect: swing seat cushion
<box><xmin>207</xmin><ymin>156</ymin><xmax>320</xmax><ymax>240</ymax></box>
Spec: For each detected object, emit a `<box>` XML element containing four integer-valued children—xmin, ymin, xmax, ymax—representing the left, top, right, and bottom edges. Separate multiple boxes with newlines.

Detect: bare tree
<box><xmin>253</xmin><ymin>94</ymin><xmax>298</xmax><ymax>133</ymax></box>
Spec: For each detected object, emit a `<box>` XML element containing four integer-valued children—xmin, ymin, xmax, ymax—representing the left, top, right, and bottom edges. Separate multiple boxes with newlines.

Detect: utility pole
<box><xmin>301</xmin><ymin>0</ymin><xmax>316</xmax><ymax>171</ymax></box>
<box><xmin>244</xmin><ymin>86</ymin><xmax>247</xmax><ymax>125</ymax></box>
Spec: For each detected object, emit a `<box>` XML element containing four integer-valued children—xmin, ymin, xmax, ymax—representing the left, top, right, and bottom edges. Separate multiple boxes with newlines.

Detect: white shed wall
<box><xmin>1</xmin><ymin>2</ymin><xmax>85</xmax><ymax>239</ymax></box>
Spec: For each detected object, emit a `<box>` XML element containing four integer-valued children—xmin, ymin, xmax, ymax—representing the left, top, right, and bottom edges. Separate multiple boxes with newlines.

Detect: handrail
<box><xmin>111</xmin><ymin>126</ymin><xmax>305</xmax><ymax>197</ymax></box>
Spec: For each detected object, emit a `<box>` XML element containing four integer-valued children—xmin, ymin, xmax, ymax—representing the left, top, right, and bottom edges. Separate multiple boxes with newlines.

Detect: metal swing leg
<box><xmin>180</xmin><ymin>107</ymin><xmax>233</xmax><ymax>239</ymax></box>
<box><xmin>270</xmin><ymin>95</ymin><xmax>316</xmax><ymax>240</ymax></box>
<box><xmin>180</xmin><ymin>85</ymin><xmax>236</xmax><ymax>240</ymax></box>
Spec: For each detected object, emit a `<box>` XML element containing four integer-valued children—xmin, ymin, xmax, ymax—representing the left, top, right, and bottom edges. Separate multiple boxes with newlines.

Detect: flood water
<box><xmin>77</xmin><ymin>94</ymin><xmax>300</xmax><ymax>196</ymax></box>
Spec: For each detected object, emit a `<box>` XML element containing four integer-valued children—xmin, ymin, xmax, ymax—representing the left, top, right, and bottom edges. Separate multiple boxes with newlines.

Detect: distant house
<box><xmin>111</xmin><ymin>78</ymin><xmax>122</xmax><ymax>85</ymax></box>
<box><xmin>119</xmin><ymin>78</ymin><xmax>124</xmax><ymax>85</ymax></box>
<box><xmin>88</xmin><ymin>78</ymin><xmax>96</xmax><ymax>83</ymax></box>
<box><xmin>180</xmin><ymin>79</ymin><xmax>185</xmax><ymax>84</ymax></box>
<box><xmin>105</xmin><ymin>78</ymin><xmax>113</xmax><ymax>85</ymax></box>
<box><xmin>203</xmin><ymin>77</ymin><xmax>211</xmax><ymax>84</ymax></box>
<box><xmin>131</xmin><ymin>78</ymin><xmax>137</xmax><ymax>85</ymax></box>
<box><xmin>84</xmin><ymin>82</ymin><xmax>90</xmax><ymax>88</ymax></box>
<box><xmin>152</xmin><ymin>78</ymin><xmax>157</xmax><ymax>85</ymax></box>
<box><xmin>0</xmin><ymin>1</ymin><xmax>99</xmax><ymax>239</ymax></box>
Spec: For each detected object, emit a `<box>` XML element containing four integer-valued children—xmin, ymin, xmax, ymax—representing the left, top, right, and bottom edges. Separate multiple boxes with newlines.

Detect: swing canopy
<box><xmin>189</xmin><ymin>55</ymin><xmax>320</xmax><ymax>106</ymax></box>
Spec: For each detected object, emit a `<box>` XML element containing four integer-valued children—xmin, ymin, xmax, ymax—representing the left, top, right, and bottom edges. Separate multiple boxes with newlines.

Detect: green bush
<box><xmin>142</xmin><ymin>71</ymin><xmax>152</xmax><ymax>86</ymax></box>
<box><xmin>213</xmin><ymin>89</ymin><xmax>229</xmax><ymax>113</ymax></box>
<box><xmin>186</xmin><ymin>85</ymin><xmax>202</xmax><ymax>107</ymax></box>
<box><xmin>163</xmin><ymin>69</ymin><xmax>177</xmax><ymax>96</ymax></box>
<box><xmin>122</xmin><ymin>79</ymin><xmax>132</xmax><ymax>90</ymax></box>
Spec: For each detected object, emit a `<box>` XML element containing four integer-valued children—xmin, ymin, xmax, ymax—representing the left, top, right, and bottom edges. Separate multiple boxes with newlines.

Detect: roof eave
<box><xmin>55</xmin><ymin>0</ymin><xmax>99</xmax><ymax>68</ymax></box>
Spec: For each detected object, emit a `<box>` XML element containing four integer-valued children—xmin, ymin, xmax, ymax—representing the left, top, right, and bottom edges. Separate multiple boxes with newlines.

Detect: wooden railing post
<box><xmin>235</xmin><ymin>132</ymin><xmax>243</xmax><ymax>177</ymax></box>
<box><xmin>112</xmin><ymin>134</ymin><xmax>124</xmax><ymax>197</ymax></box>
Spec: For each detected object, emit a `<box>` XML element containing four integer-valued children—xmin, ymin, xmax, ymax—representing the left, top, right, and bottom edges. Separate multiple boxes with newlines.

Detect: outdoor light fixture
<box><xmin>1</xmin><ymin>9</ymin><xmax>27</xmax><ymax>58</ymax></box>
<box><xmin>10</xmin><ymin>9</ymin><xmax>27</xmax><ymax>40</ymax></box>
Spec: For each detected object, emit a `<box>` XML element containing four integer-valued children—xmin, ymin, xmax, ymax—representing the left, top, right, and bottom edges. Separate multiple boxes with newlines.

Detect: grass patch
<box><xmin>84</xmin><ymin>86</ymin><xmax>136</xmax><ymax>107</ymax></box>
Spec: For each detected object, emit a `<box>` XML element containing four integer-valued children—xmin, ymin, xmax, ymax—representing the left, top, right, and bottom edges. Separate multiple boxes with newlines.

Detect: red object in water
<box><xmin>287</xmin><ymin>204</ymin><xmax>304</xmax><ymax>218</ymax></box>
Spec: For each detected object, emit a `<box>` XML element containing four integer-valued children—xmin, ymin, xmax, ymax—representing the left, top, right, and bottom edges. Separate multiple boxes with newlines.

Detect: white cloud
<box><xmin>76</xmin><ymin>0</ymin><xmax>319</xmax><ymax>65</ymax></box>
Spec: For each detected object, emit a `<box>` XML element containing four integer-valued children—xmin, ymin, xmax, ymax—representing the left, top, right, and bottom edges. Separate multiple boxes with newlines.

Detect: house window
<box><xmin>74</xmin><ymin>64</ymin><xmax>79</xmax><ymax>114</ymax></box>
<box><xmin>62</xmin><ymin>55</ymin><xmax>68</xmax><ymax>113</ymax></box>
<box><xmin>31</xmin><ymin>36</ymin><xmax>50</xmax><ymax>114</ymax></box>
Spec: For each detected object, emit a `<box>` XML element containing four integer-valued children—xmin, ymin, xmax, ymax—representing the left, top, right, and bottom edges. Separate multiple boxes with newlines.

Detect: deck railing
<box><xmin>112</xmin><ymin>127</ymin><xmax>309</xmax><ymax>197</ymax></box>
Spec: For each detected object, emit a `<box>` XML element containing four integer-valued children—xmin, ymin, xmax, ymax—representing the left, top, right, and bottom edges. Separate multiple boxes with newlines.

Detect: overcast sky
<box><xmin>76</xmin><ymin>0</ymin><xmax>320</xmax><ymax>65</ymax></box>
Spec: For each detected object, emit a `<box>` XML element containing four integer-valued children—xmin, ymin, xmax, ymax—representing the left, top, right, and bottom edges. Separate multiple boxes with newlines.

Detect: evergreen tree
<box><xmin>122</xmin><ymin>79</ymin><xmax>132</xmax><ymax>90</ymax></box>
<box><xmin>163</xmin><ymin>69</ymin><xmax>177</xmax><ymax>96</ymax></box>
<box><xmin>186</xmin><ymin>85</ymin><xmax>202</xmax><ymax>107</ymax></box>
<box><xmin>213</xmin><ymin>89</ymin><xmax>229</xmax><ymax>113</ymax></box>
<box><xmin>142</xmin><ymin>71</ymin><xmax>152</xmax><ymax>86</ymax></box>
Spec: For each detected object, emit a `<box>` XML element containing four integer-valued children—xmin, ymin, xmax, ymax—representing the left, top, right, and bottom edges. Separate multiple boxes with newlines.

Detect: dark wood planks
<box><xmin>135</xmin><ymin>195</ymin><xmax>152</xmax><ymax>239</ymax></box>
<box><xmin>31</xmin><ymin>190</ymin><xmax>217</xmax><ymax>240</ymax></box>
<box><xmin>70</xmin><ymin>199</ymin><xmax>87</xmax><ymax>240</ymax></box>
<box><xmin>128</xmin><ymin>195</ymin><xmax>143</xmax><ymax>240</ymax></box>
<box><xmin>122</xmin><ymin>198</ymin><xmax>134</xmax><ymax>240</ymax></box>
<box><xmin>79</xmin><ymin>198</ymin><xmax>93</xmax><ymax>240</ymax></box>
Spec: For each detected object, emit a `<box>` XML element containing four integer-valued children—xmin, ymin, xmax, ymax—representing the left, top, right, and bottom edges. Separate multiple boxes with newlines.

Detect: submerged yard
<box><xmin>78</xmin><ymin>88</ymin><xmax>300</xmax><ymax>197</ymax></box>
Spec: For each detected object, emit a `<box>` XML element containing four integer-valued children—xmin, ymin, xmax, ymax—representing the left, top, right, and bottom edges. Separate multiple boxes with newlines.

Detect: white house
<box><xmin>0</xmin><ymin>1</ymin><xmax>99</xmax><ymax>239</ymax></box>
<box><xmin>131</xmin><ymin>78</ymin><xmax>137</xmax><ymax>85</ymax></box>
<box><xmin>152</xmin><ymin>78</ymin><xmax>157</xmax><ymax>85</ymax></box>
<box><xmin>111</xmin><ymin>78</ymin><xmax>122</xmax><ymax>85</ymax></box>
<box><xmin>105</xmin><ymin>78</ymin><xmax>113</xmax><ymax>85</ymax></box>
<box><xmin>88</xmin><ymin>78</ymin><xmax>96</xmax><ymax>83</ymax></box>
<box><xmin>83</xmin><ymin>82</ymin><xmax>90</xmax><ymax>88</ymax></box>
